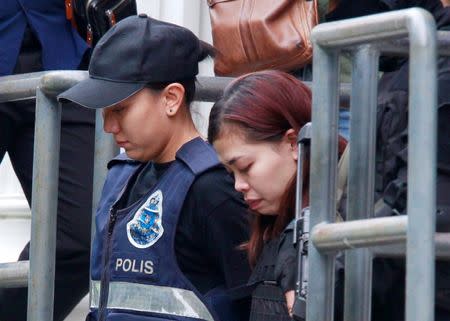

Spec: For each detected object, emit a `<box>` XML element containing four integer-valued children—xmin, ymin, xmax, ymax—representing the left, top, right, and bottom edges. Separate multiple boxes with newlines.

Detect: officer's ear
<box><xmin>161</xmin><ymin>83</ymin><xmax>185</xmax><ymax>117</ymax></box>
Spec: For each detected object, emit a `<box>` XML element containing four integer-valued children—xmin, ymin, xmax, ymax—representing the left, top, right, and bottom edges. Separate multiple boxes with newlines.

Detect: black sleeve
<box><xmin>185</xmin><ymin>167</ymin><xmax>252</xmax><ymax>296</ymax></box>
<box><xmin>203</xmin><ymin>199</ymin><xmax>253</xmax><ymax>321</ymax></box>
<box><xmin>204</xmin><ymin>188</ymin><xmax>252</xmax><ymax>295</ymax></box>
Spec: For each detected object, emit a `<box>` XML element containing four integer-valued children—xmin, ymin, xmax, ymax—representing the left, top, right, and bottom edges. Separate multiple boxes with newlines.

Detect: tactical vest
<box><xmin>88</xmin><ymin>138</ymin><xmax>238</xmax><ymax>321</ymax></box>
<box><xmin>247</xmin><ymin>223</ymin><xmax>294</xmax><ymax>321</ymax></box>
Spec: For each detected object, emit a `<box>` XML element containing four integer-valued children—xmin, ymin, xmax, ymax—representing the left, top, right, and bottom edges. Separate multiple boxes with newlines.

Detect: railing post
<box><xmin>89</xmin><ymin>109</ymin><xmax>118</xmax><ymax>303</ymax></box>
<box><xmin>406</xmin><ymin>11</ymin><xmax>437</xmax><ymax>321</ymax></box>
<box><xmin>28</xmin><ymin>88</ymin><xmax>61</xmax><ymax>321</ymax></box>
<box><xmin>310</xmin><ymin>8</ymin><xmax>438</xmax><ymax>321</ymax></box>
<box><xmin>344</xmin><ymin>45</ymin><xmax>379</xmax><ymax>321</ymax></box>
<box><xmin>308</xmin><ymin>44</ymin><xmax>339</xmax><ymax>321</ymax></box>
<box><xmin>90</xmin><ymin>109</ymin><xmax>118</xmax><ymax>243</ymax></box>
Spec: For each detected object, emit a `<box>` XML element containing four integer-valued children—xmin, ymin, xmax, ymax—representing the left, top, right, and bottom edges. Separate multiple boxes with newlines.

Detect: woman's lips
<box><xmin>246</xmin><ymin>199</ymin><xmax>262</xmax><ymax>210</ymax></box>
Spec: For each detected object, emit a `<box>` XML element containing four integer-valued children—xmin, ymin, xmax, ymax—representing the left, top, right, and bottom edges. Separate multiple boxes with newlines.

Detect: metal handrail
<box><xmin>309</xmin><ymin>8</ymin><xmax>440</xmax><ymax>321</ymax></box>
<box><xmin>380</xmin><ymin>30</ymin><xmax>450</xmax><ymax>56</ymax></box>
<box><xmin>0</xmin><ymin>71</ymin><xmax>352</xmax><ymax>108</ymax></box>
<box><xmin>0</xmin><ymin>262</ymin><xmax>29</xmax><ymax>288</ymax></box>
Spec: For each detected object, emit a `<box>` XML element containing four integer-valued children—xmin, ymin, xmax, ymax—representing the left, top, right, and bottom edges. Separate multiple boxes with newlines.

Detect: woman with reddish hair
<box><xmin>208</xmin><ymin>70</ymin><xmax>346</xmax><ymax>320</ymax></box>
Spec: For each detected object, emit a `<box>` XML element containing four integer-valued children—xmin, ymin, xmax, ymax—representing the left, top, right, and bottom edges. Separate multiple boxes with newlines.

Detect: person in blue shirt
<box><xmin>0</xmin><ymin>1</ymin><xmax>94</xmax><ymax>320</ymax></box>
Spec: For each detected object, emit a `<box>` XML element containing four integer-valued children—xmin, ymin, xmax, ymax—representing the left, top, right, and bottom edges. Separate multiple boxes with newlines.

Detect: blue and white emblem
<box><xmin>127</xmin><ymin>190</ymin><xmax>164</xmax><ymax>248</ymax></box>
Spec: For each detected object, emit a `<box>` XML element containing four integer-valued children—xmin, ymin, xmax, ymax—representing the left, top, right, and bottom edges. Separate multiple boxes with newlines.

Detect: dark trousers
<box><xmin>0</xmin><ymin>28</ymin><xmax>95</xmax><ymax>321</ymax></box>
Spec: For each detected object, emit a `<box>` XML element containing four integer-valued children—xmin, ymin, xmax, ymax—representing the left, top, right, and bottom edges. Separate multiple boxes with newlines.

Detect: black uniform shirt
<box><xmin>122</xmin><ymin>160</ymin><xmax>252</xmax><ymax>296</ymax></box>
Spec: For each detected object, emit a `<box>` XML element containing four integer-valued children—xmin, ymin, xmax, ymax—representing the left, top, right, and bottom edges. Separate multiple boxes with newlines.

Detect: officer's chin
<box><xmin>124</xmin><ymin>150</ymin><xmax>147</xmax><ymax>162</ymax></box>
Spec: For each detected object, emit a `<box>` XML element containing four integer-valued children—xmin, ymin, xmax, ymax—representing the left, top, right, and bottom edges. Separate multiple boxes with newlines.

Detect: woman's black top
<box><xmin>247</xmin><ymin>223</ymin><xmax>297</xmax><ymax>321</ymax></box>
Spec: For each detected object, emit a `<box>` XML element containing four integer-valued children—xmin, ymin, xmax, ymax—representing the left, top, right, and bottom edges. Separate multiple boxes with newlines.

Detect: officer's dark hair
<box><xmin>208</xmin><ymin>70</ymin><xmax>346</xmax><ymax>266</ymax></box>
<box><xmin>146</xmin><ymin>79</ymin><xmax>196</xmax><ymax>106</ymax></box>
<box><xmin>145</xmin><ymin>41</ymin><xmax>215</xmax><ymax>107</ymax></box>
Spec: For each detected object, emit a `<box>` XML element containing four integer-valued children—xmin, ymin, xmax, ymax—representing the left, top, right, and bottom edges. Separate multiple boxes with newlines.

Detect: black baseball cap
<box><xmin>58</xmin><ymin>14</ymin><xmax>206</xmax><ymax>109</ymax></box>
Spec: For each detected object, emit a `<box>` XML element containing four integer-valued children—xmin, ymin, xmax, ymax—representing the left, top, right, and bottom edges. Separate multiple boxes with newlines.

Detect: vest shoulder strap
<box><xmin>176</xmin><ymin>137</ymin><xmax>221</xmax><ymax>176</ymax></box>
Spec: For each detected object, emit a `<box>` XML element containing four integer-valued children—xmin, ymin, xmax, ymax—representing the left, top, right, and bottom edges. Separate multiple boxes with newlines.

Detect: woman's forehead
<box><xmin>213</xmin><ymin>134</ymin><xmax>248</xmax><ymax>162</ymax></box>
<box><xmin>213</xmin><ymin>132</ymin><xmax>278</xmax><ymax>165</ymax></box>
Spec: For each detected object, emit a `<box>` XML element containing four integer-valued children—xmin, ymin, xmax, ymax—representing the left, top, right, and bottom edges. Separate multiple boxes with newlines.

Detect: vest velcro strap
<box><xmin>90</xmin><ymin>280</ymin><xmax>214</xmax><ymax>320</ymax></box>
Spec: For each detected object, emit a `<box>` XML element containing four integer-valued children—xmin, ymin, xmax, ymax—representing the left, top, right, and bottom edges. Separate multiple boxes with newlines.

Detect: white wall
<box><xmin>0</xmin><ymin>154</ymin><xmax>31</xmax><ymax>263</ymax></box>
<box><xmin>0</xmin><ymin>154</ymin><xmax>24</xmax><ymax>195</ymax></box>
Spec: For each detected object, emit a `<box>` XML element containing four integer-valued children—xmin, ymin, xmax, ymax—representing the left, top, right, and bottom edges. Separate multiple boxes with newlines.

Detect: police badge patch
<box><xmin>127</xmin><ymin>190</ymin><xmax>164</xmax><ymax>248</ymax></box>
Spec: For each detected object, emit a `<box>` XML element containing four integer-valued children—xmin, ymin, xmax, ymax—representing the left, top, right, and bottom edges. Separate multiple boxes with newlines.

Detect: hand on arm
<box><xmin>285</xmin><ymin>289</ymin><xmax>295</xmax><ymax>317</ymax></box>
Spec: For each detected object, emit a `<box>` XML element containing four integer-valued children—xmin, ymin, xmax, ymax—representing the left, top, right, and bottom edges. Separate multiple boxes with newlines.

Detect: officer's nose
<box><xmin>103</xmin><ymin>109</ymin><xmax>120</xmax><ymax>134</ymax></box>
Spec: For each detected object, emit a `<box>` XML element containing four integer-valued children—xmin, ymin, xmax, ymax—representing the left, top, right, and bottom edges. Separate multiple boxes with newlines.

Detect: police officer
<box><xmin>59</xmin><ymin>15</ymin><xmax>251</xmax><ymax>321</ymax></box>
<box><xmin>0</xmin><ymin>1</ymin><xmax>93</xmax><ymax>320</ymax></box>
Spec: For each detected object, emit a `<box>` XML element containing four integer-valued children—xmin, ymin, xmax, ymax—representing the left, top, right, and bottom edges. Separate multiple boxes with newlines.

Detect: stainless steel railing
<box><xmin>308</xmin><ymin>8</ymin><xmax>445</xmax><ymax>321</ymax></box>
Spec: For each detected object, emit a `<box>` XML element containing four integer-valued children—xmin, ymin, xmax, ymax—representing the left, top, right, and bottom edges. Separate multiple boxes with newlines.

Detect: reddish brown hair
<box><xmin>208</xmin><ymin>70</ymin><xmax>345</xmax><ymax>266</ymax></box>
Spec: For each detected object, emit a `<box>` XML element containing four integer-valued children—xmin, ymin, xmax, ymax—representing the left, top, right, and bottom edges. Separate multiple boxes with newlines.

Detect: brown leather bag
<box><xmin>207</xmin><ymin>0</ymin><xmax>318</xmax><ymax>76</ymax></box>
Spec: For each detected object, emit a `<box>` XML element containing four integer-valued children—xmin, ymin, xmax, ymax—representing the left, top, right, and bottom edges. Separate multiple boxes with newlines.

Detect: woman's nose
<box><xmin>234</xmin><ymin>175</ymin><xmax>250</xmax><ymax>193</ymax></box>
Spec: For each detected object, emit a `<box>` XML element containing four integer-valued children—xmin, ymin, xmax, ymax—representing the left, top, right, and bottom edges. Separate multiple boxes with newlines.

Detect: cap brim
<box><xmin>58</xmin><ymin>77</ymin><xmax>145</xmax><ymax>109</ymax></box>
